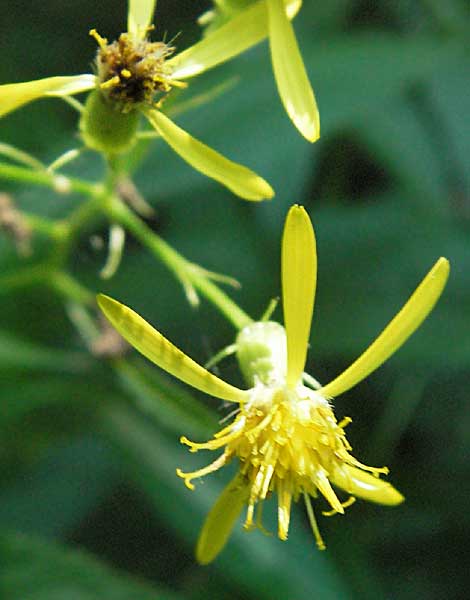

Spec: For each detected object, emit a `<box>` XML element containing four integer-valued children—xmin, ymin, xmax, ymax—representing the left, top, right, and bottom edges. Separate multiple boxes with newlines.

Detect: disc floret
<box><xmin>177</xmin><ymin>340</ymin><xmax>388</xmax><ymax>548</ymax></box>
<box><xmin>90</xmin><ymin>29</ymin><xmax>181</xmax><ymax>112</ymax></box>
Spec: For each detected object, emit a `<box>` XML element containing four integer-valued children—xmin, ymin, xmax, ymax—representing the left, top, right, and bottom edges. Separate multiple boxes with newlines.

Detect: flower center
<box><xmin>178</xmin><ymin>383</ymin><xmax>383</xmax><ymax>544</ymax></box>
<box><xmin>90</xmin><ymin>29</ymin><xmax>181</xmax><ymax>112</ymax></box>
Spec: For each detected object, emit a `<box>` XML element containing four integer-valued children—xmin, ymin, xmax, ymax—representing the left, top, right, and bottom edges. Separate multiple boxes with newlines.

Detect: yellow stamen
<box><xmin>277</xmin><ymin>478</ymin><xmax>292</xmax><ymax>540</ymax></box>
<box><xmin>214</xmin><ymin>416</ymin><xmax>242</xmax><ymax>438</ymax></box>
<box><xmin>255</xmin><ymin>501</ymin><xmax>272</xmax><ymax>536</ymax></box>
<box><xmin>304</xmin><ymin>493</ymin><xmax>326</xmax><ymax>551</ymax></box>
<box><xmin>322</xmin><ymin>496</ymin><xmax>356</xmax><ymax>517</ymax></box>
<box><xmin>120</xmin><ymin>69</ymin><xmax>132</xmax><ymax>79</ymax></box>
<box><xmin>338</xmin><ymin>452</ymin><xmax>389</xmax><ymax>477</ymax></box>
<box><xmin>89</xmin><ymin>28</ymin><xmax>108</xmax><ymax>49</ymax></box>
<box><xmin>100</xmin><ymin>76</ymin><xmax>120</xmax><ymax>90</ymax></box>
<box><xmin>176</xmin><ymin>452</ymin><xmax>230</xmax><ymax>490</ymax></box>
<box><xmin>315</xmin><ymin>470</ymin><xmax>344</xmax><ymax>514</ymax></box>
<box><xmin>166</xmin><ymin>79</ymin><xmax>188</xmax><ymax>89</ymax></box>
<box><xmin>244</xmin><ymin>494</ymin><xmax>257</xmax><ymax>531</ymax></box>
<box><xmin>337</xmin><ymin>416</ymin><xmax>352</xmax><ymax>428</ymax></box>
<box><xmin>180</xmin><ymin>426</ymin><xmax>244</xmax><ymax>452</ymax></box>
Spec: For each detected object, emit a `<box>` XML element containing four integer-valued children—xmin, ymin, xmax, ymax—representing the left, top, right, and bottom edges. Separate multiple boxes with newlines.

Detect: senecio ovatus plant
<box><xmin>0</xmin><ymin>0</ymin><xmax>450</xmax><ymax>567</ymax></box>
<box><xmin>98</xmin><ymin>205</ymin><xmax>449</xmax><ymax>563</ymax></box>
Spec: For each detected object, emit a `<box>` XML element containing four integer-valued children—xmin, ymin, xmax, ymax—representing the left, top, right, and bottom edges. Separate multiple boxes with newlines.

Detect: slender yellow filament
<box><xmin>322</xmin><ymin>496</ymin><xmax>356</xmax><ymax>517</ymax></box>
<box><xmin>180</xmin><ymin>427</ymin><xmax>243</xmax><ymax>452</ymax></box>
<box><xmin>303</xmin><ymin>493</ymin><xmax>326</xmax><ymax>551</ymax></box>
<box><xmin>176</xmin><ymin>452</ymin><xmax>229</xmax><ymax>490</ymax></box>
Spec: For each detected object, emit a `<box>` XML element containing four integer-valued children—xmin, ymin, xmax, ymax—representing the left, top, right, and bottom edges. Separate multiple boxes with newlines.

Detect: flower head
<box><xmin>89</xmin><ymin>28</ymin><xmax>179</xmax><ymax>112</ymax></box>
<box><xmin>0</xmin><ymin>0</ymin><xmax>273</xmax><ymax>201</ymax></box>
<box><xmin>173</xmin><ymin>0</ymin><xmax>320</xmax><ymax>142</ymax></box>
<box><xmin>97</xmin><ymin>205</ymin><xmax>449</xmax><ymax>563</ymax></box>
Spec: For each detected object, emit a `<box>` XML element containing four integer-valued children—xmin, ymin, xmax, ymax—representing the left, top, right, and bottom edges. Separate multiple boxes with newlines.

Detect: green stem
<box><xmin>104</xmin><ymin>195</ymin><xmax>252</xmax><ymax>330</ymax></box>
<box><xmin>67</xmin><ymin>194</ymin><xmax>104</xmax><ymax>236</ymax></box>
<box><xmin>0</xmin><ymin>264</ymin><xmax>50</xmax><ymax>293</ymax></box>
<box><xmin>0</xmin><ymin>161</ymin><xmax>97</xmax><ymax>197</ymax></box>
<box><xmin>49</xmin><ymin>271</ymin><xmax>95</xmax><ymax>305</ymax></box>
<box><xmin>23</xmin><ymin>214</ymin><xmax>68</xmax><ymax>239</ymax></box>
<box><xmin>0</xmin><ymin>157</ymin><xmax>253</xmax><ymax>331</ymax></box>
<box><xmin>0</xmin><ymin>142</ymin><xmax>45</xmax><ymax>171</ymax></box>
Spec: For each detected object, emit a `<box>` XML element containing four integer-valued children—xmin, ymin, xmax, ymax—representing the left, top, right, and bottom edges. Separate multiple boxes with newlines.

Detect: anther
<box><xmin>100</xmin><ymin>76</ymin><xmax>121</xmax><ymax>90</ymax></box>
<box><xmin>89</xmin><ymin>28</ymin><xmax>108</xmax><ymax>49</ymax></box>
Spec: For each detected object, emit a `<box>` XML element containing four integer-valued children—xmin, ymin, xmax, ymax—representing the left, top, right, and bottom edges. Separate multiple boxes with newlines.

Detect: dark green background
<box><xmin>1</xmin><ymin>1</ymin><xmax>469</xmax><ymax>598</ymax></box>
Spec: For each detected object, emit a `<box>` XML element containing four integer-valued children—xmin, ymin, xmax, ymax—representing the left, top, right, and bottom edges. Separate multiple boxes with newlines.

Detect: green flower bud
<box><xmin>236</xmin><ymin>321</ymin><xmax>287</xmax><ymax>386</ymax></box>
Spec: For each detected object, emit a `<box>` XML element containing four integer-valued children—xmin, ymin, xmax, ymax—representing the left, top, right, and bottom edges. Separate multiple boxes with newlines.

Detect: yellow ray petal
<box><xmin>145</xmin><ymin>109</ymin><xmax>274</xmax><ymax>201</ymax></box>
<box><xmin>320</xmin><ymin>257</ymin><xmax>450</xmax><ymax>399</ymax></box>
<box><xmin>97</xmin><ymin>294</ymin><xmax>248</xmax><ymax>403</ymax></box>
<box><xmin>196</xmin><ymin>473</ymin><xmax>249</xmax><ymax>564</ymax></box>
<box><xmin>0</xmin><ymin>74</ymin><xmax>96</xmax><ymax>118</ymax></box>
<box><xmin>282</xmin><ymin>205</ymin><xmax>317</xmax><ymax>387</ymax></box>
<box><xmin>267</xmin><ymin>0</ymin><xmax>319</xmax><ymax>142</ymax></box>
<box><xmin>127</xmin><ymin>0</ymin><xmax>156</xmax><ymax>40</ymax></box>
<box><xmin>168</xmin><ymin>0</ymin><xmax>301</xmax><ymax>79</ymax></box>
<box><xmin>331</xmin><ymin>465</ymin><xmax>404</xmax><ymax>506</ymax></box>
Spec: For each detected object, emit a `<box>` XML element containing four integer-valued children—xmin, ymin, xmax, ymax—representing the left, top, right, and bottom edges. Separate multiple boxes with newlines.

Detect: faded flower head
<box><xmin>90</xmin><ymin>29</ymin><xmax>179</xmax><ymax>112</ymax></box>
<box><xmin>0</xmin><ymin>0</ymin><xmax>275</xmax><ymax>201</ymax></box>
<box><xmin>97</xmin><ymin>205</ymin><xmax>449</xmax><ymax>563</ymax></box>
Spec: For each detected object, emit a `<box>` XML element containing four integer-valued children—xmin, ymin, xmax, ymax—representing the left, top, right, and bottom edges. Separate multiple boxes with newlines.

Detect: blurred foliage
<box><xmin>0</xmin><ymin>1</ymin><xmax>469</xmax><ymax>599</ymax></box>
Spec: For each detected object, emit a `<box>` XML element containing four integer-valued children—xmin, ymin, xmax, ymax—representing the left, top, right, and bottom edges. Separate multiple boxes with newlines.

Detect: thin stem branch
<box><xmin>0</xmin><ymin>161</ymin><xmax>97</xmax><ymax>197</ymax></box>
<box><xmin>104</xmin><ymin>194</ymin><xmax>252</xmax><ymax>330</ymax></box>
<box><xmin>49</xmin><ymin>271</ymin><xmax>95</xmax><ymax>305</ymax></box>
<box><xmin>0</xmin><ymin>156</ymin><xmax>253</xmax><ymax>331</ymax></box>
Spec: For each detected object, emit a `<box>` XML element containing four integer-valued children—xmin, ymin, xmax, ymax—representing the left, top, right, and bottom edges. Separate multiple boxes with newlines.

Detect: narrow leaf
<box><xmin>0</xmin><ymin>74</ymin><xmax>96</xmax><ymax>118</ymax></box>
<box><xmin>196</xmin><ymin>473</ymin><xmax>249</xmax><ymax>564</ymax></box>
<box><xmin>97</xmin><ymin>294</ymin><xmax>249</xmax><ymax>403</ymax></box>
<box><xmin>0</xmin><ymin>532</ymin><xmax>182</xmax><ymax>600</ymax></box>
<box><xmin>127</xmin><ymin>0</ymin><xmax>157</xmax><ymax>41</ymax></box>
<box><xmin>320</xmin><ymin>258</ymin><xmax>450</xmax><ymax>398</ymax></box>
<box><xmin>169</xmin><ymin>0</ymin><xmax>302</xmax><ymax>79</ymax></box>
<box><xmin>267</xmin><ymin>0</ymin><xmax>319</xmax><ymax>141</ymax></box>
<box><xmin>145</xmin><ymin>109</ymin><xmax>274</xmax><ymax>200</ymax></box>
<box><xmin>282</xmin><ymin>205</ymin><xmax>317</xmax><ymax>387</ymax></box>
<box><xmin>330</xmin><ymin>465</ymin><xmax>404</xmax><ymax>506</ymax></box>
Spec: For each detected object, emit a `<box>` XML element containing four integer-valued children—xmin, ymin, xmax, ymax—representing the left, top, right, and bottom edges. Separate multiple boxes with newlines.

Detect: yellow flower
<box><xmin>0</xmin><ymin>0</ymin><xmax>273</xmax><ymax>201</ymax></box>
<box><xmin>172</xmin><ymin>0</ymin><xmax>319</xmax><ymax>142</ymax></box>
<box><xmin>97</xmin><ymin>205</ymin><xmax>449</xmax><ymax>563</ymax></box>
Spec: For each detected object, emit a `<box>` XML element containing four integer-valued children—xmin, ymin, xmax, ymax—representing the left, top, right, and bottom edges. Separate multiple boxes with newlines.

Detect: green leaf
<box><xmin>0</xmin><ymin>437</ymin><xmax>120</xmax><ymax>539</ymax></box>
<box><xmin>113</xmin><ymin>358</ymin><xmax>218</xmax><ymax>439</ymax></box>
<box><xmin>0</xmin><ymin>532</ymin><xmax>183</xmax><ymax>600</ymax></box>
<box><xmin>0</xmin><ymin>330</ymin><xmax>89</xmax><ymax>372</ymax></box>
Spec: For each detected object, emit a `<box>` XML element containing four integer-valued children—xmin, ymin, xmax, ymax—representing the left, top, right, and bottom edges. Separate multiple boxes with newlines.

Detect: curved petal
<box><xmin>0</xmin><ymin>74</ymin><xmax>96</xmax><ymax>118</ymax></box>
<box><xmin>169</xmin><ymin>0</ymin><xmax>302</xmax><ymax>80</ymax></box>
<box><xmin>127</xmin><ymin>0</ymin><xmax>157</xmax><ymax>40</ymax></box>
<box><xmin>330</xmin><ymin>465</ymin><xmax>404</xmax><ymax>506</ymax></box>
<box><xmin>97</xmin><ymin>294</ymin><xmax>249</xmax><ymax>403</ymax></box>
<box><xmin>196</xmin><ymin>473</ymin><xmax>249</xmax><ymax>565</ymax></box>
<box><xmin>145</xmin><ymin>109</ymin><xmax>274</xmax><ymax>201</ymax></box>
<box><xmin>282</xmin><ymin>205</ymin><xmax>317</xmax><ymax>387</ymax></box>
<box><xmin>320</xmin><ymin>257</ymin><xmax>450</xmax><ymax>399</ymax></box>
<box><xmin>267</xmin><ymin>0</ymin><xmax>319</xmax><ymax>141</ymax></box>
